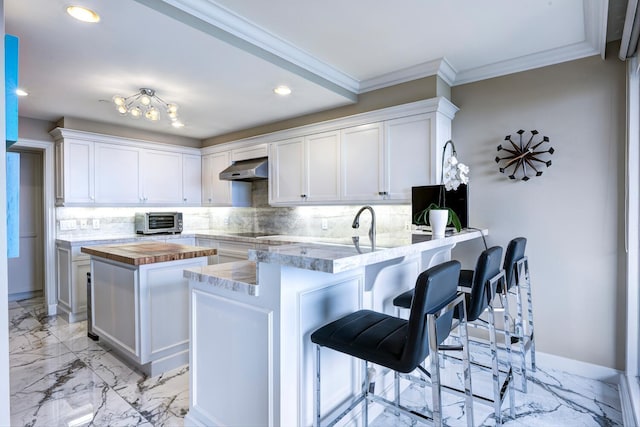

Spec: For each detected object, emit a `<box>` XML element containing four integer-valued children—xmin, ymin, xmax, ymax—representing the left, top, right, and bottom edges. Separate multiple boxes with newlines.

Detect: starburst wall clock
<box><xmin>495</xmin><ymin>130</ymin><xmax>554</xmax><ymax>181</ymax></box>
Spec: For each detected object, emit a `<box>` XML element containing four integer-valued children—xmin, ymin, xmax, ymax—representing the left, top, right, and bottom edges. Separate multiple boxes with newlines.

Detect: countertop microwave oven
<box><xmin>135</xmin><ymin>212</ymin><xmax>183</xmax><ymax>235</ymax></box>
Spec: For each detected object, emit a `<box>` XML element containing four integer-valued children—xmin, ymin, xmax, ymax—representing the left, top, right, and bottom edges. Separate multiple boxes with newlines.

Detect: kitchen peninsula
<box><xmin>81</xmin><ymin>241</ymin><xmax>216</xmax><ymax>376</ymax></box>
<box><xmin>184</xmin><ymin>230</ymin><xmax>486</xmax><ymax>427</ymax></box>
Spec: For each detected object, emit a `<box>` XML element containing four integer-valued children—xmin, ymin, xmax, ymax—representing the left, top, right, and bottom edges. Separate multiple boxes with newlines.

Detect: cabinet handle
<box><xmin>208</xmin><ymin>198</ymin><xmax>212</xmax><ymax>202</ymax></box>
<box><xmin>183</xmin><ymin>198</ymin><xmax>187</xmax><ymax>202</ymax></box>
<box><xmin>301</xmin><ymin>194</ymin><xmax>307</xmax><ymax>199</ymax></box>
<box><xmin>378</xmin><ymin>191</ymin><xmax>388</xmax><ymax>196</ymax></box>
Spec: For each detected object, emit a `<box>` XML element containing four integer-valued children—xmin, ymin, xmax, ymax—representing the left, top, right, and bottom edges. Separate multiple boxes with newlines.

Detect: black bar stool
<box><xmin>499</xmin><ymin>237</ymin><xmax>536</xmax><ymax>392</ymax></box>
<box><xmin>393</xmin><ymin>246</ymin><xmax>515</xmax><ymax>425</ymax></box>
<box><xmin>310</xmin><ymin>261</ymin><xmax>473</xmax><ymax>427</ymax></box>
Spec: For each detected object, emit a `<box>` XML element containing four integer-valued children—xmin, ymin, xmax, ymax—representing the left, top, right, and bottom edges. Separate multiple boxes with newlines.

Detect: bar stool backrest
<box><xmin>467</xmin><ymin>246</ymin><xmax>503</xmax><ymax>322</ymax></box>
<box><xmin>502</xmin><ymin>237</ymin><xmax>527</xmax><ymax>292</ymax></box>
<box><xmin>401</xmin><ymin>260</ymin><xmax>461</xmax><ymax>371</ymax></box>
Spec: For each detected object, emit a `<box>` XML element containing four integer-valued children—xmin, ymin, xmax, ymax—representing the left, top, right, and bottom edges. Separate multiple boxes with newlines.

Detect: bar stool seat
<box><xmin>311</xmin><ymin>260</ymin><xmax>474</xmax><ymax>427</ymax></box>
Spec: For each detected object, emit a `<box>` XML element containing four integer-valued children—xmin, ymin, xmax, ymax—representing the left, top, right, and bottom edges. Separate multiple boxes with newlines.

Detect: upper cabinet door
<box><xmin>182</xmin><ymin>154</ymin><xmax>202</xmax><ymax>205</ymax></box>
<box><xmin>270</xmin><ymin>137</ymin><xmax>306</xmax><ymax>204</ymax></box>
<box><xmin>140</xmin><ymin>150</ymin><xmax>183</xmax><ymax>204</ymax></box>
<box><xmin>57</xmin><ymin>138</ymin><xmax>95</xmax><ymax>205</ymax></box>
<box><xmin>384</xmin><ymin>114</ymin><xmax>433</xmax><ymax>200</ymax></box>
<box><xmin>94</xmin><ymin>144</ymin><xmax>141</xmax><ymax>204</ymax></box>
<box><xmin>202</xmin><ymin>151</ymin><xmax>232</xmax><ymax>206</ymax></box>
<box><xmin>306</xmin><ymin>131</ymin><xmax>340</xmax><ymax>202</ymax></box>
<box><xmin>340</xmin><ymin>123</ymin><xmax>384</xmax><ymax>201</ymax></box>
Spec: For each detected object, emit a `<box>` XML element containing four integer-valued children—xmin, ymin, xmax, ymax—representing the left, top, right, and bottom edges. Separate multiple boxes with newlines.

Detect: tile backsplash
<box><xmin>56</xmin><ymin>180</ymin><xmax>411</xmax><ymax>239</ymax></box>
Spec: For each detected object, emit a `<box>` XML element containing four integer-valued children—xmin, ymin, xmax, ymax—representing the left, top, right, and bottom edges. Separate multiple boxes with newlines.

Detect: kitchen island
<box><xmin>82</xmin><ymin>241</ymin><xmax>216</xmax><ymax>376</ymax></box>
<box><xmin>183</xmin><ymin>230</ymin><xmax>486</xmax><ymax>427</ymax></box>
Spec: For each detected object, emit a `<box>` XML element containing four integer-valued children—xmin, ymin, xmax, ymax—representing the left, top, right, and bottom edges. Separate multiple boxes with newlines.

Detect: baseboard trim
<box><xmin>8</xmin><ymin>290</ymin><xmax>42</xmax><ymax>302</ymax></box>
<box><xmin>535</xmin><ymin>351</ymin><xmax>622</xmax><ymax>383</ymax></box>
<box><xmin>619</xmin><ymin>374</ymin><xmax>640</xmax><ymax>427</ymax></box>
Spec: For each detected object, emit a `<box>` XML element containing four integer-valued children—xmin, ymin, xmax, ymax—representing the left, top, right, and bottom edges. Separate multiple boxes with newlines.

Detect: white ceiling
<box><xmin>5</xmin><ymin>0</ymin><xmax>615</xmax><ymax>140</ymax></box>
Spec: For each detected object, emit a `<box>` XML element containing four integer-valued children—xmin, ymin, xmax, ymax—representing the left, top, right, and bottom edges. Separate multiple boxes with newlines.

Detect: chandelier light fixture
<box><xmin>112</xmin><ymin>88</ymin><xmax>183</xmax><ymax>128</ymax></box>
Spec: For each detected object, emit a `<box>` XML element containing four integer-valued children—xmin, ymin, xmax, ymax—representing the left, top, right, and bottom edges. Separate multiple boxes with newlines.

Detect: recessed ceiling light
<box><xmin>66</xmin><ymin>6</ymin><xmax>100</xmax><ymax>23</ymax></box>
<box><xmin>274</xmin><ymin>85</ymin><xmax>292</xmax><ymax>96</ymax></box>
<box><xmin>171</xmin><ymin>121</ymin><xmax>185</xmax><ymax>128</ymax></box>
<box><xmin>15</xmin><ymin>88</ymin><xmax>28</xmax><ymax>97</ymax></box>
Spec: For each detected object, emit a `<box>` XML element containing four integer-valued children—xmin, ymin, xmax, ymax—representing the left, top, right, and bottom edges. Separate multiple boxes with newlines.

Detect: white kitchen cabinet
<box><xmin>94</xmin><ymin>143</ymin><xmax>141</xmax><ymax>204</ymax></box>
<box><xmin>306</xmin><ymin>131</ymin><xmax>341</xmax><ymax>202</ymax></box>
<box><xmin>202</xmin><ymin>151</ymin><xmax>230</xmax><ymax>205</ymax></box>
<box><xmin>182</xmin><ymin>154</ymin><xmax>202</xmax><ymax>205</ymax></box>
<box><xmin>202</xmin><ymin>151</ymin><xmax>251</xmax><ymax>207</ymax></box>
<box><xmin>91</xmin><ymin>255</ymin><xmax>208</xmax><ymax>376</ymax></box>
<box><xmin>141</xmin><ymin>151</ymin><xmax>202</xmax><ymax>205</ymax></box>
<box><xmin>270</xmin><ymin>137</ymin><xmax>305</xmax><ymax>204</ymax></box>
<box><xmin>51</xmin><ymin>128</ymin><xmax>203</xmax><ymax>207</ymax></box>
<box><xmin>263</xmin><ymin>98</ymin><xmax>457</xmax><ymax>205</ymax></box>
<box><xmin>141</xmin><ymin>150</ymin><xmax>183</xmax><ymax>204</ymax></box>
<box><xmin>383</xmin><ymin>114</ymin><xmax>435</xmax><ymax>200</ymax></box>
<box><xmin>270</xmin><ymin>131</ymin><xmax>340</xmax><ymax>205</ymax></box>
<box><xmin>55</xmin><ymin>243</ymin><xmax>89</xmax><ymax>323</ymax></box>
<box><xmin>231</xmin><ymin>143</ymin><xmax>268</xmax><ymax>161</ymax></box>
<box><xmin>340</xmin><ymin>123</ymin><xmax>384</xmax><ymax>201</ymax></box>
<box><xmin>54</xmin><ymin>137</ymin><xmax>95</xmax><ymax>205</ymax></box>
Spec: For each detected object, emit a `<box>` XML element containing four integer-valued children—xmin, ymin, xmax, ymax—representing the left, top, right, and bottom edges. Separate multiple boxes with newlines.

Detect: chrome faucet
<box><xmin>352</xmin><ymin>206</ymin><xmax>376</xmax><ymax>249</ymax></box>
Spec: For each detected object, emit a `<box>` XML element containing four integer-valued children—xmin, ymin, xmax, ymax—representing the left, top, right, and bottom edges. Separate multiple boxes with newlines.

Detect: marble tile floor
<box><xmin>8</xmin><ymin>296</ymin><xmax>623</xmax><ymax>426</ymax></box>
<box><xmin>8</xmin><ymin>296</ymin><xmax>188</xmax><ymax>426</ymax></box>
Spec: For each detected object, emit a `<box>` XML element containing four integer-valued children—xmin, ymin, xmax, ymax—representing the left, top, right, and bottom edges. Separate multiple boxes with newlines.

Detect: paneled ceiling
<box><xmin>5</xmin><ymin>0</ymin><xmax>619</xmax><ymax>140</ymax></box>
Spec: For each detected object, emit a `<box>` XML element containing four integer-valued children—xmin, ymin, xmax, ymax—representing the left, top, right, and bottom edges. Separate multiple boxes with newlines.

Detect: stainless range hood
<box><xmin>219</xmin><ymin>157</ymin><xmax>268</xmax><ymax>181</ymax></box>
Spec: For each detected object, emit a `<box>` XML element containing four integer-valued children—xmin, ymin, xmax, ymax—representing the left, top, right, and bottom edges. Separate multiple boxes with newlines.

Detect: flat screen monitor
<box><xmin>411</xmin><ymin>184</ymin><xmax>468</xmax><ymax>229</ymax></box>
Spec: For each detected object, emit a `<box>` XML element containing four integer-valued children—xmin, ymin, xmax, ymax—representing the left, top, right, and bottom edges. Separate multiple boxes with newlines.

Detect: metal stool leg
<box><xmin>487</xmin><ymin>304</ymin><xmax>503</xmax><ymax>425</ymax></box>
<box><xmin>428</xmin><ymin>316</ymin><xmax>443</xmax><ymax>426</ymax></box>
<box><xmin>363</xmin><ymin>362</ymin><xmax>369</xmax><ymax>426</ymax></box>
<box><xmin>513</xmin><ymin>275</ymin><xmax>528</xmax><ymax>392</ymax></box>
<box><xmin>315</xmin><ymin>345</ymin><xmax>321</xmax><ymax>427</ymax></box>
<box><xmin>523</xmin><ymin>259</ymin><xmax>536</xmax><ymax>372</ymax></box>
<box><xmin>501</xmin><ymin>289</ymin><xmax>515</xmax><ymax>418</ymax></box>
<box><xmin>458</xmin><ymin>302</ymin><xmax>475</xmax><ymax>427</ymax></box>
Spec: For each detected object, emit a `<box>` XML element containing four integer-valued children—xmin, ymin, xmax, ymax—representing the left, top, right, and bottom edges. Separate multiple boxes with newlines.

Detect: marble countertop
<box><xmin>185</xmin><ymin>229</ymin><xmax>487</xmax><ymax>294</ymax></box>
<box><xmin>248</xmin><ymin>229</ymin><xmax>486</xmax><ymax>274</ymax></box>
<box><xmin>184</xmin><ymin>261</ymin><xmax>258</xmax><ymax>296</ymax></box>
<box><xmin>81</xmin><ymin>241</ymin><xmax>217</xmax><ymax>266</ymax></box>
<box><xmin>55</xmin><ymin>230</ymin><xmax>303</xmax><ymax>247</ymax></box>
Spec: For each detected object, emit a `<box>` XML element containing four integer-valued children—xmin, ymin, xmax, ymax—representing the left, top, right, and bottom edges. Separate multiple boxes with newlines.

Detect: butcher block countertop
<box><xmin>81</xmin><ymin>241</ymin><xmax>217</xmax><ymax>266</ymax></box>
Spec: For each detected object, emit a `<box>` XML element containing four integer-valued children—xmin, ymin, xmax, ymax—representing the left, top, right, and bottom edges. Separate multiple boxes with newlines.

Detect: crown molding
<box><xmin>453</xmin><ymin>40</ymin><xmax>600</xmax><ymax>86</ymax></box>
<box><xmin>139</xmin><ymin>0</ymin><xmax>608</xmax><ymax>94</ymax></box>
<box><xmin>584</xmin><ymin>0</ymin><xmax>609</xmax><ymax>59</ymax></box>
<box><xmin>337</xmin><ymin>1</ymin><xmax>608</xmax><ymax>90</ymax></box>
<box><xmin>359</xmin><ymin>58</ymin><xmax>458</xmax><ymax>93</ymax></box>
<box><xmin>136</xmin><ymin>0</ymin><xmax>359</xmax><ymax>99</ymax></box>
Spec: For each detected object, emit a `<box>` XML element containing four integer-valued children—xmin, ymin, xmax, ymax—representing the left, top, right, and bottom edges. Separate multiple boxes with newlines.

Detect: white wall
<box><xmin>450</xmin><ymin>43</ymin><xmax>626</xmax><ymax>370</ymax></box>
